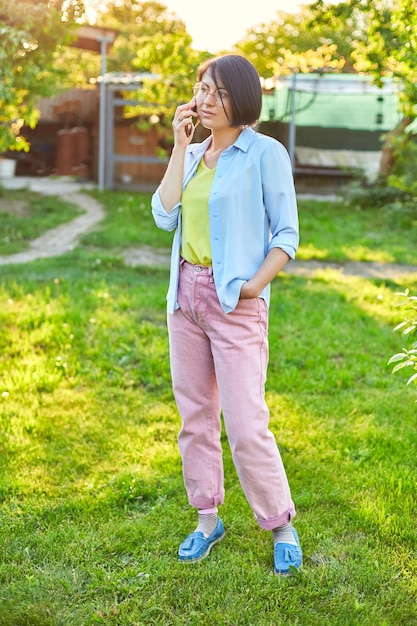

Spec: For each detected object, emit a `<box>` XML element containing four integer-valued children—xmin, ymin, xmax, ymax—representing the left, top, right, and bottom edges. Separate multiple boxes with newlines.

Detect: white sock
<box><xmin>195</xmin><ymin>513</ymin><xmax>219</xmax><ymax>538</ymax></box>
<box><xmin>272</xmin><ymin>522</ymin><xmax>297</xmax><ymax>545</ymax></box>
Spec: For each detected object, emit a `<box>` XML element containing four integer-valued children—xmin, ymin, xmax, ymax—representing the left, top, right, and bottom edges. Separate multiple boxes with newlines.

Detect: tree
<box><xmin>54</xmin><ymin>0</ymin><xmax>204</xmax><ymax>88</ymax></box>
<box><xmin>94</xmin><ymin>0</ymin><xmax>189</xmax><ymax>73</ymax></box>
<box><xmin>127</xmin><ymin>30</ymin><xmax>207</xmax><ymax>125</ymax></box>
<box><xmin>72</xmin><ymin>1</ymin><xmax>208</xmax><ymax>142</ymax></box>
<box><xmin>309</xmin><ymin>0</ymin><xmax>417</xmax><ymax>176</ymax></box>
<box><xmin>0</xmin><ymin>0</ymin><xmax>84</xmax><ymax>153</ymax></box>
<box><xmin>234</xmin><ymin>6</ymin><xmax>355</xmax><ymax>78</ymax></box>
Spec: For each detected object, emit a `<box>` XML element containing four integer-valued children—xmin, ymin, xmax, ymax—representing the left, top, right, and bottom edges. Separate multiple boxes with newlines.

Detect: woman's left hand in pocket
<box><xmin>240</xmin><ymin>280</ymin><xmax>259</xmax><ymax>300</ymax></box>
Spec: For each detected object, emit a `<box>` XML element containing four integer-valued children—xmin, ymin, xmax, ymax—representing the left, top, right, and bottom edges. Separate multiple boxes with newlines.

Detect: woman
<box><xmin>151</xmin><ymin>54</ymin><xmax>302</xmax><ymax>575</ymax></box>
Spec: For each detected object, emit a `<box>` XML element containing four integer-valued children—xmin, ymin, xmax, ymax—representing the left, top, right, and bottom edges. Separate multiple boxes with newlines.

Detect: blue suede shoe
<box><xmin>178</xmin><ymin>517</ymin><xmax>225</xmax><ymax>562</ymax></box>
<box><xmin>273</xmin><ymin>527</ymin><xmax>303</xmax><ymax>575</ymax></box>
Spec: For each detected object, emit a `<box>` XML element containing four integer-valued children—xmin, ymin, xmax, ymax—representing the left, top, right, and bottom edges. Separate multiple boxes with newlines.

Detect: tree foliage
<box><xmin>389</xmin><ymin>290</ymin><xmax>417</xmax><ymax>392</ymax></box>
<box><xmin>74</xmin><ymin>1</ymin><xmax>209</xmax><ymax>134</ymax></box>
<box><xmin>234</xmin><ymin>6</ymin><xmax>355</xmax><ymax>78</ymax></box>
<box><xmin>306</xmin><ymin>0</ymin><xmax>416</xmax><ymax>181</ymax></box>
<box><xmin>309</xmin><ymin>0</ymin><xmax>417</xmax><ymax>120</ymax></box>
<box><xmin>0</xmin><ymin>0</ymin><xmax>84</xmax><ymax>153</ymax></box>
<box><xmin>95</xmin><ymin>0</ymin><xmax>191</xmax><ymax>73</ymax></box>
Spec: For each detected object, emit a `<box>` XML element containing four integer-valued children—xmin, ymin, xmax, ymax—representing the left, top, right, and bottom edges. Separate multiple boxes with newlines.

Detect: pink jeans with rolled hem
<box><xmin>168</xmin><ymin>260</ymin><xmax>295</xmax><ymax>530</ymax></box>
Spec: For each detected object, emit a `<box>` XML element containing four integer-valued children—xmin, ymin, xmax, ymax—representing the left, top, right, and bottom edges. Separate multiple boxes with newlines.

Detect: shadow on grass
<box><xmin>0</xmin><ymin>256</ymin><xmax>416</xmax><ymax>624</ymax></box>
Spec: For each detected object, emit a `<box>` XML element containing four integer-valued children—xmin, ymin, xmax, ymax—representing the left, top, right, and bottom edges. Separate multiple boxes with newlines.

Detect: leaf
<box><xmin>388</xmin><ymin>353</ymin><xmax>407</xmax><ymax>364</ymax></box>
<box><xmin>407</xmin><ymin>372</ymin><xmax>417</xmax><ymax>385</ymax></box>
<box><xmin>392</xmin><ymin>360</ymin><xmax>414</xmax><ymax>373</ymax></box>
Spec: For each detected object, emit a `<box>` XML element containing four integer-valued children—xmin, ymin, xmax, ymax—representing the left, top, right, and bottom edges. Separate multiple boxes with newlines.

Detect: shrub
<box><xmin>388</xmin><ymin>290</ymin><xmax>417</xmax><ymax>391</ymax></box>
<box><xmin>343</xmin><ymin>133</ymin><xmax>417</xmax><ymax>222</ymax></box>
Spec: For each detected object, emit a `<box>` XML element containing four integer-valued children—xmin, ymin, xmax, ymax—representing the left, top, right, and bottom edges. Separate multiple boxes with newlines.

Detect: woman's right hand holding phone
<box><xmin>173</xmin><ymin>99</ymin><xmax>199</xmax><ymax>146</ymax></box>
<box><xmin>158</xmin><ymin>99</ymin><xmax>198</xmax><ymax>212</ymax></box>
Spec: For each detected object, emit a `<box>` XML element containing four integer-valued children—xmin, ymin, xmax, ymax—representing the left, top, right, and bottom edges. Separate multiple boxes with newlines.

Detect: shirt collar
<box><xmin>189</xmin><ymin>126</ymin><xmax>255</xmax><ymax>158</ymax></box>
<box><xmin>233</xmin><ymin>127</ymin><xmax>255</xmax><ymax>153</ymax></box>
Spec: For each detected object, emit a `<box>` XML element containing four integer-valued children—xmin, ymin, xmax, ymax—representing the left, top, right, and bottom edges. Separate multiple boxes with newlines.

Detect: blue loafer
<box><xmin>273</xmin><ymin>527</ymin><xmax>302</xmax><ymax>575</ymax></box>
<box><xmin>178</xmin><ymin>517</ymin><xmax>225</xmax><ymax>562</ymax></box>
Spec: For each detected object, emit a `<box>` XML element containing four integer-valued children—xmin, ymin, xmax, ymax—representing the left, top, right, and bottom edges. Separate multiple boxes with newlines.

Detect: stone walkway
<box><xmin>0</xmin><ymin>177</ymin><xmax>102</xmax><ymax>266</ymax></box>
<box><xmin>1</xmin><ymin>176</ymin><xmax>416</xmax><ymax>279</ymax></box>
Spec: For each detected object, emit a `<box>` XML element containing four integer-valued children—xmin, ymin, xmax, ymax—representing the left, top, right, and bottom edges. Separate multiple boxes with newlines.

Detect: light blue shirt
<box><xmin>151</xmin><ymin>127</ymin><xmax>299</xmax><ymax>314</ymax></box>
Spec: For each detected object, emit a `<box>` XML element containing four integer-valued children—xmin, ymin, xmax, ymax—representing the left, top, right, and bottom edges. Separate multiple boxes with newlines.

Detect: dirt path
<box><xmin>122</xmin><ymin>245</ymin><xmax>417</xmax><ymax>279</ymax></box>
<box><xmin>281</xmin><ymin>259</ymin><xmax>417</xmax><ymax>279</ymax></box>
<box><xmin>1</xmin><ymin>176</ymin><xmax>416</xmax><ymax>279</ymax></box>
<box><xmin>0</xmin><ymin>191</ymin><xmax>104</xmax><ymax>266</ymax></box>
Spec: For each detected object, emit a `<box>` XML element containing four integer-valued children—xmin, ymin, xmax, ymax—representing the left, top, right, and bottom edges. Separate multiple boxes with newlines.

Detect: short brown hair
<box><xmin>197</xmin><ymin>55</ymin><xmax>262</xmax><ymax>128</ymax></box>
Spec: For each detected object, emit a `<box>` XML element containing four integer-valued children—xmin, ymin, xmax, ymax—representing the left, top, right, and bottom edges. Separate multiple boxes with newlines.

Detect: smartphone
<box><xmin>185</xmin><ymin>101</ymin><xmax>199</xmax><ymax>137</ymax></box>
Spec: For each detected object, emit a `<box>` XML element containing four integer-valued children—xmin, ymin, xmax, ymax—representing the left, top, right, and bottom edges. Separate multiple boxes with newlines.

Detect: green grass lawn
<box><xmin>0</xmin><ymin>188</ymin><xmax>83</xmax><ymax>255</ymax></box>
<box><xmin>296</xmin><ymin>198</ymin><xmax>417</xmax><ymax>265</ymax></box>
<box><xmin>78</xmin><ymin>190</ymin><xmax>417</xmax><ymax>266</ymax></box>
<box><xmin>0</xmin><ymin>188</ymin><xmax>416</xmax><ymax>625</ymax></box>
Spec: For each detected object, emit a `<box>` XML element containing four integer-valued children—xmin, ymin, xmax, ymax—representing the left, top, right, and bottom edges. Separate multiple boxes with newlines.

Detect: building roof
<box><xmin>70</xmin><ymin>24</ymin><xmax>119</xmax><ymax>53</ymax></box>
<box><xmin>97</xmin><ymin>72</ymin><xmax>160</xmax><ymax>86</ymax></box>
<box><xmin>260</xmin><ymin>73</ymin><xmax>402</xmax><ymax>131</ymax></box>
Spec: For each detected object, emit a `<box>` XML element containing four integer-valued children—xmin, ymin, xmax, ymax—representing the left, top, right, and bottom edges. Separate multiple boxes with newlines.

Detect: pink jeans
<box><xmin>168</xmin><ymin>260</ymin><xmax>295</xmax><ymax>530</ymax></box>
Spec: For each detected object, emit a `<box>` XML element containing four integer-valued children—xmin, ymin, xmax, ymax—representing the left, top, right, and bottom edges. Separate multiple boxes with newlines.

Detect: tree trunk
<box><xmin>378</xmin><ymin>116</ymin><xmax>413</xmax><ymax>178</ymax></box>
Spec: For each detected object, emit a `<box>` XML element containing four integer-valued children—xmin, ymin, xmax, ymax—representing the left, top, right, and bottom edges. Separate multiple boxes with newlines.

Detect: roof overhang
<box><xmin>275</xmin><ymin>73</ymin><xmax>401</xmax><ymax>95</ymax></box>
<box><xmin>70</xmin><ymin>24</ymin><xmax>119</xmax><ymax>53</ymax></box>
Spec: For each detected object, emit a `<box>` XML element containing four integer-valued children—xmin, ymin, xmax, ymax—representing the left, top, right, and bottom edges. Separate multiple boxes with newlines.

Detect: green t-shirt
<box><xmin>181</xmin><ymin>159</ymin><xmax>216</xmax><ymax>266</ymax></box>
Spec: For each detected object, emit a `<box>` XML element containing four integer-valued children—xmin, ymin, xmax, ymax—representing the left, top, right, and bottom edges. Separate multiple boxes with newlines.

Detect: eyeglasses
<box><xmin>193</xmin><ymin>82</ymin><xmax>230</xmax><ymax>106</ymax></box>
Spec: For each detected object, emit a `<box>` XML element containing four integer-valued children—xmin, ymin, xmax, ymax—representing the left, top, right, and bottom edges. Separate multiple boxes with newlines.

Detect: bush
<box><xmin>388</xmin><ymin>290</ymin><xmax>417</xmax><ymax>391</ymax></box>
<box><xmin>343</xmin><ymin>133</ymin><xmax>417</xmax><ymax>221</ymax></box>
<box><xmin>387</xmin><ymin>132</ymin><xmax>417</xmax><ymax>197</ymax></box>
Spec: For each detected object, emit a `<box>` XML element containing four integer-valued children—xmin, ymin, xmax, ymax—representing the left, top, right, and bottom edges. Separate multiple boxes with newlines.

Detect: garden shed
<box><xmin>259</xmin><ymin>72</ymin><xmax>402</xmax><ymax>187</ymax></box>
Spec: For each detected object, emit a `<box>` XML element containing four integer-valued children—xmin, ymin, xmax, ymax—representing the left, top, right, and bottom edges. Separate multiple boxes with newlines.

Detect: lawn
<box><xmin>80</xmin><ymin>190</ymin><xmax>417</xmax><ymax>266</ymax></box>
<box><xmin>0</xmin><ymin>187</ymin><xmax>83</xmax><ymax>255</ymax></box>
<box><xmin>296</xmin><ymin>197</ymin><xmax>417</xmax><ymax>265</ymax></box>
<box><xmin>0</xmin><ymin>187</ymin><xmax>416</xmax><ymax>625</ymax></box>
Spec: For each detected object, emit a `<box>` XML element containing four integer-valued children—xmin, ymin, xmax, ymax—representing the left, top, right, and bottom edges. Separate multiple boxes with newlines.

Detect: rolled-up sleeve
<box><xmin>151</xmin><ymin>189</ymin><xmax>181</xmax><ymax>232</ymax></box>
<box><xmin>262</xmin><ymin>141</ymin><xmax>299</xmax><ymax>259</ymax></box>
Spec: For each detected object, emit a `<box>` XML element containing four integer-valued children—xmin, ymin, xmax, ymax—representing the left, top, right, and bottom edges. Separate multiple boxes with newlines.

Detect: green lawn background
<box><xmin>0</xmin><ymin>189</ymin><xmax>416</xmax><ymax>625</ymax></box>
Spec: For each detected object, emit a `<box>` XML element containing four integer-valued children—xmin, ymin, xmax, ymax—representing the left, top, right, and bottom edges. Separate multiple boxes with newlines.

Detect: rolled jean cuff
<box><xmin>255</xmin><ymin>507</ymin><xmax>296</xmax><ymax>531</ymax></box>
<box><xmin>188</xmin><ymin>492</ymin><xmax>224</xmax><ymax>509</ymax></box>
